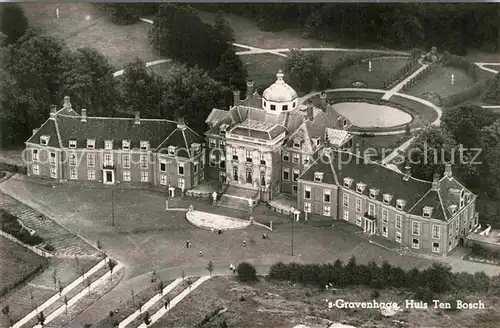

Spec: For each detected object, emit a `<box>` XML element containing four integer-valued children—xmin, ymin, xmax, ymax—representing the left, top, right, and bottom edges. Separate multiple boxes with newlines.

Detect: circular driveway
<box><xmin>331</xmin><ymin>102</ymin><xmax>413</xmax><ymax>128</ymax></box>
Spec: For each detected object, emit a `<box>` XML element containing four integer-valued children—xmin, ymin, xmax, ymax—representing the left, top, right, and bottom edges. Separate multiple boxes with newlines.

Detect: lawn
<box><xmin>151</xmin><ymin>276</ymin><xmax>500</xmax><ymax>328</ymax></box>
<box><xmin>403</xmin><ymin>65</ymin><xmax>476</xmax><ymax>99</ymax></box>
<box><xmin>0</xmin><ymin>236</ymin><xmax>47</xmax><ymax>296</ymax></box>
<box><xmin>482</xmin><ymin>65</ymin><xmax>500</xmax><ymax>72</ymax></box>
<box><xmin>19</xmin><ymin>3</ymin><xmax>162</xmax><ymax>69</ymax></box>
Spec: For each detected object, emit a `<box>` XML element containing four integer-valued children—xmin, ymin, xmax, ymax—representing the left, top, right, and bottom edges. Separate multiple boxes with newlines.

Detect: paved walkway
<box><xmin>185</xmin><ymin>209</ymin><xmax>251</xmax><ymax>230</ymax></box>
<box><xmin>382</xmin><ymin>62</ymin><xmax>428</xmax><ymax>100</ymax></box>
<box><xmin>381</xmin><ymin>136</ymin><xmax>415</xmax><ymax>165</ymax></box>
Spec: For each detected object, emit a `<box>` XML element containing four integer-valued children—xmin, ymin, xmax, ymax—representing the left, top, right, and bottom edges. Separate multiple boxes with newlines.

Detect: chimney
<box><xmin>432</xmin><ymin>173</ymin><xmax>440</xmax><ymax>191</ymax></box>
<box><xmin>233</xmin><ymin>90</ymin><xmax>241</xmax><ymax>106</ymax></box>
<box><xmin>306</xmin><ymin>100</ymin><xmax>314</xmax><ymax>122</ymax></box>
<box><xmin>50</xmin><ymin>104</ymin><xmax>57</xmax><ymax>118</ymax></box>
<box><xmin>32</xmin><ymin>128</ymin><xmax>38</xmax><ymax>136</ymax></box>
<box><xmin>177</xmin><ymin>117</ymin><xmax>186</xmax><ymax>130</ymax></box>
<box><xmin>403</xmin><ymin>165</ymin><xmax>411</xmax><ymax>181</ymax></box>
<box><xmin>246</xmin><ymin>80</ymin><xmax>254</xmax><ymax>99</ymax></box>
<box><xmin>63</xmin><ymin>96</ymin><xmax>71</xmax><ymax>109</ymax></box>
<box><xmin>134</xmin><ymin>111</ymin><xmax>140</xmax><ymax>125</ymax></box>
<box><xmin>320</xmin><ymin>91</ymin><xmax>327</xmax><ymax>110</ymax></box>
<box><xmin>81</xmin><ymin>109</ymin><xmax>87</xmax><ymax>122</ymax></box>
<box><xmin>444</xmin><ymin>163</ymin><xmax>452</xmax><ymax>178</ymax></box>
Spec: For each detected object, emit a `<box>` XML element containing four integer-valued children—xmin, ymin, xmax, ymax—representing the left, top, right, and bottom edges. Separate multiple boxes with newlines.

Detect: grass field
<box><xmin>403</xmin><ymin>66</ymin><xmax>475</xmax><ymax>99</ymax></box>
<box><xmin>151</xmin><ymin>276</ymin><xmax>500</xmax><ymax>328</ymax></box>
<box><xmin>19</xmin><ymin>3</ymin><xmax>162</xmax><ymax>69</ymax></box>
<box><xmin>0</xmin><ymin>236</ymin><xmax>47</xmax><ymax>296</ymax></box>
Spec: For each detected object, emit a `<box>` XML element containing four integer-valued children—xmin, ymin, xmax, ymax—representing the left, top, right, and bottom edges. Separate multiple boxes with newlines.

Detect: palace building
<box><xmin>25</xmin><ymin>70</ymin><xmax>478</xmax><ymax>256</ymax></box>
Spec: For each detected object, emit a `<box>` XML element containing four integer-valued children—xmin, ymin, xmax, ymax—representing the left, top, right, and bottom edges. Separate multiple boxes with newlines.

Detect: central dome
<box><xmin>262</xmin><ymin>69</ymin><xmax>298</xmax><ymax>103</ymax></box>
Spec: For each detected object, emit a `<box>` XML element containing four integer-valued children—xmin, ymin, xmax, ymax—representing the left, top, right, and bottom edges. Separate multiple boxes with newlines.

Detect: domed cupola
<box><xmin>261</xmin><ymin>69</ymin><xmax>298</xmax><ymax>115</ymax></box>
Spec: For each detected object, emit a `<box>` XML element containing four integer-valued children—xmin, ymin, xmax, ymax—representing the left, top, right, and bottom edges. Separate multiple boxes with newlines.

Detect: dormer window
<box><xmin>104</xmin><ymin>140</ymin><xmax>113</xmax><ymax>150</ymax></box>
<box><xmin>343</xmin><ymin>119</ymin><xmax>348</xmax><ymax>128</ymax></box>
<box><xmin>312</xmin><ymin>138</ymin><xmax>320</xmax><ymax>146</ymax></box>
<box><xmin>369</xmin><ymin>188</ymin><xmax>378</xmax><ymax>199</ymax></box>
<box><xmin>383</xmin><ymin>194</ymin><xmax>392</xmax><ymax>204</ymax></box>
<box><xmin>40</xmin><ymin>135</ymin><xmax>50</xmax><ymax>146</ymax></box>
<box><xmin>168</xmin><ymin>146</ymin><xmax>177</xmax><ymax>156</ymax></box>
<box><xmin>220</xmin><ymin>124</ymin><xmax>228</xmax><ymax>134</ymax></box>
<box><xmin>68</xmin><ymin>139</ymin><xmax>77</xmax><ymax>149</ymax></box>
<box><xmin>314</xmin><ymin>172</ymin><xmax>324</xmax><ymax>182</ymax></box>
<box><xmin>87</xmin><ymin>139</ymin><xmax>95</xmax><ymax>149</ymax></box>
<box><xmin>459</xmin><ymin>189</ymin><xmax>465</xmax><ymax>208</ymax></box>
<box><xmin>219</xmin><ymin>140</ymin><xmax>226</xmax><ymax>150</ymax></box>
<box><xmin>270</xmin><ymin>104</ymin><xmax>276</xmax><ymax>111</ymax></box>
<box><xmin>293</xmin><ymin>139</ymin><xmax>302</xmax><ymax>149</ymax></box>
<box><xmin>396</xmin><ymin>199</ymin><xmax>406</xmax><ymax>211</ymax></box>
<box><xmin>343</xmin><ymin>178</ymin><xmax>353</xmax><ymax>188</ymax></box>
<box><xmin>140</xmin><ymin>141</ymin><xmax>150</xmax><ymax>151</ymax></box>
<box><xmin>122</xmin><ymin>140</ymin><xmax>130</xmax><ymax>150</ymax></box>
<box><xmin>191</xmin><ymin>143</ymin><xmax>201</xmax><ymax>154</ymax></box>
<box><xmin>449</xmin><ymin>205</ymin><xmax>457</xmax><ymax>215</ymax></box>
<box><xmin>282</xmin><ymin>105</ymin><xmax>288</xmax><ymax>111</ymax></box>
<box><xmin>356</xmin><ymin>182</ymin><xmax>366</xmax><ymax>194</ymax></box>
<box><xmin>423</xmin><ymin>206</ymin><xmax>433</xmax><ymax>218</ymax></box>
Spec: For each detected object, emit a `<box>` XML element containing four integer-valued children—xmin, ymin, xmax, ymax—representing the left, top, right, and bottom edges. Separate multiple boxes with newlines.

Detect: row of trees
<box><xmin>193</xmin><ymin>3</ymin><xmax>499</xmax><ymax>54</ymax></box>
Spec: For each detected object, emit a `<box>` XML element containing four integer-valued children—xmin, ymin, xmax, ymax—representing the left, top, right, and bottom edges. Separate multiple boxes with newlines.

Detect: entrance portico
<box><xmin>103</xmin><ymin>169</ymin><xmax>115</xmax><ymax>184</ymax></box>
<box><xmin>363</xmin><ymin>217</ymin><xmax>376</xmax><ymax>234</ymax></box>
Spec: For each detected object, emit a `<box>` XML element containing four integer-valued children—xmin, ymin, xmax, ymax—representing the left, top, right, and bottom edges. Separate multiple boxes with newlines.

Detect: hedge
<box><xmin>383</xmin><ymin>58</ymin><xmax>419</xmax><ymax>89</ymax></box>
<box><xmin>0</xmin><ymin>210</ymin><xmax>44</xmax><ymax>246</ymax></box>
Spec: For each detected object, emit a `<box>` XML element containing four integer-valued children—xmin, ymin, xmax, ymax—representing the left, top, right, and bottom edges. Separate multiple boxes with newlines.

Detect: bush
<box><xmin>195</xmin><ymin>306</ymin><xmax>225</xmax><ymax>328</ymax></box>
<box><xmin>371</xmin><ymin>290</ymin><xmax>380</xmax><ymax>299</ymax></box>
<box><xmin>0</xmin><ymin>210</ymin><xmax>44</xmax><ymax>245</ymax></box>
<box><xmin>236</xmin><ymin>262</ymin><xmax>258</xmax><ymax>282</ymax></box>
<box><xmin>44</xmin><ymin>244</ymin><xmax>55</xmax><ymax>252</ymax></box>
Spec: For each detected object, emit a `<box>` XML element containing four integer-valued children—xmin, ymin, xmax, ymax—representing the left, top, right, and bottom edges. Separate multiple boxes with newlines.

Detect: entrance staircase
<box><xmin>217</xmin><ymin>185</ymin><xmax>259</xmax><ymax>211</ymax></box>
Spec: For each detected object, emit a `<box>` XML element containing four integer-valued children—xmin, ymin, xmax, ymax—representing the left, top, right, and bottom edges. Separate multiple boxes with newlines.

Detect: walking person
<box><xmin>186</xmin><ymin>240</ymin><xmax>191</xmax><ymax>248</ymax></box>
<box><xmin>242</xmin><ymin>240</ymin><xmax>246</xmax><ymax>247</ymax></box>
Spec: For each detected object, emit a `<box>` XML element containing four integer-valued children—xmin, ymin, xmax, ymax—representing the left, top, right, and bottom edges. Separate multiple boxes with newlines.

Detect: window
<box><xmin>178</xmin><ymin>163</ymin><xmax>185</xmax><ymax>175</ymax></box>
<box><xmin>70</xmin><ymin>153</ymin><xmax>77</xmax><ymax>166</ymax></box>
<box><xmin>356</xmin><ymin>183</ymin><xmax>366</xmax><ymax>193</ymax></box>
<box><xmin>40</xmin><ymin>136</ymin><xmax>50</xmax><ymax>145</ymax></box>
<box><xmin>140</xmin><ymin>155</ymin><xmax>148</xmax><ymax>169</ymax></box>
<box><xmin>87</xmin><ymin>170</ymin><xmax>95</xmax><ymax>181</ymax></box>
<box><xmin>70</xmin><ymin>169</ymin><xmax>77</xmax><ymax>180</ymax></box>
<box><xmin>292</xmin><ymin>153</ymin><xmax>300</xmax><ymax>163</ymax></box>
<box><xmin>32</xmin><ymin>149</ymin><xmax>38</xmax><ymax>161</ymax></box>
<box><xmin>323</xmin><ymin>189</ymin><xmax>331</xmax><ymax>203</ymax></box>
<box><xmin>293</xmin><ymin>140</ymin><xmax>301</xmax><ymax>149</ymax></box>
<box><xmin>343</xmin><ymin>193</ymin><xmax>349</xmax><ymax>207</ymax></box>
<box><xmin>87</xmin><ymin>154</ymin><xmax>95</xmax><ymax>167</ymax></box>
<box><xmin>282</xmin><ymin>151</ymin><xmax>289</xmax><ymax>162</ymax></box>
<box><xmin>168</xmin><ymin>146</ymin><xmax>176</xmax><ymax>156</ymax></box>
<box><xmin>87</xmin><ymin>139</ymin><xmax>95</xmax><ymax>149</ymax></box>
<box><xmin>396</xmin><ymin>199</ymin><xmax>405</xmax><ymax>210</ymax></box>
<box><xmin>50</xmin><ymin>167</ymin><xmax>57</xmax><ymax>178</ymax></box>
<box><xmin>323</xmin><ymin>206</ymin><xmax>331</xmax><ymax>216</ymax></box>
<box><xmin>432</xmin><ymin>225</ymin><xmax>440</xmax><ymax>239</ymax></box>
<box><xmin>303</xmin><ymin>155</ymin><xmax>310</xmax><ymax>165</ymax></box>
<box><xmin>122</xmin><ymin>140</ymin><xmax>130</xmax><ymax>150</ymax></box>
<box><xmin>263</xmin><ymin>101</ymin><xmax>267</xmax><ymax>108</ymax></box>
<box><xmin>104</xmin><ymin>154</ymin><xmax>113</xmax><ymax>167</ymax></box>
<box><xmin>160</xmin><ymin>175</ymin><xmax>167</xmax><ymax>185</ymax></box>
<box><xmin>396</xmin><ymin>214</ymin><xmax>402</xmax><ymax>229</ymax></box>
<box><xmin>369</xmin><ymin>189</ymin><xmax>376</xmax><ymax>199</ymax></box>
<box><xmin>304</xmin><ymin>186</ymin><xmax>311</xmax><ymax>199</ymax></box>
<box><xmin>219</xmin><ymin>140</ymin><xmax>226</xmax><ymax>150</ymax></box>
<box><xmin>219</xmin><ymin>124</ymin><xmax>228</xmax><ymax>134</ymax></box>
<box><xmin>246</xmin><ymin>150</ymin><xmax>252</xmax><ymax>163</ymax></box>
<box><xmin>282</xmin><ymin>105</ymin><xmax>288</xmax><ymax>111</ymax></box>
<box><xmin>343</xmin><ymin>209</ymin><xmax>349</xmax><ymax>221</ymax></box>
<box><xmin>140</xmin><ymin>141</ymin><xmax>149</xmax><ymax>151</ymax></box>
<box><xmin>382</xmin><ymin>209</ymin><xmax>388</xmax><ymax>223</ymax></box>
<box><xmin>304</xmin><ymin>202</ymin><xmax>311</xmax><ymax>213</ymax></box>
<box><xmin>210</xmin><ymin>154</ymin><xmax>216</xmax><ymax>167</ymax></box>
<box><xmin>293</xmin><ymin>102</ymin><xmax>296</xmax><ymax>108</ymax></box>
<box><xmin>232</xmin><ymin>148</ymin><xmax>238</xmax><ymax>160</ymax></box>
<box><xmin>160</xmin><ymin>159</ymin><xmax>167</xmax><ymax>172</ymax></box>
<box><xmin>122</xmin><ymin>155</ymin><xmax>130</xmax><ymax>169</ymax></box>
<box><xmin>260</xmin><ymin>153</ymin><xmax>266</xmax><ymax>165</ymax></box>
<box><xmin>412</xmin><ymin>221</ymin><xmax>420</xmax><ymax>235</ymax></box>
<box><xmin>219</xmin><ymin>155</ymin><xmax>226</xmax><ymax>169</ymax></box>
<box><xmin>448</xmin><ymin>240</ymin><xmax>453</xmax><ymax>251</ymax></box>
<box><xmin>314</xmin><ymin>172</ymin><xmax>324</xmax><ymax>182</ymax></box>
<box><xmin>396</xmin><ymin>231</ymin><xmax>402</xmax><ymax>243</ymax></box>
<box><xmin>382</xmin><ymin>225</ymin><xmax>388</xmax><ymax>238</ymax></box>
<box><xmin>356</xmin><ymin>215</ymin><xmax>362</xmax><ymax>226</ymax></box>
<box><xmin>32</xmin><ymin>164</ymin><xmax>39</xmax><ymax>175</ymax></box>
<box><xmin>194</xmin><ymin>162</ymin><xmax>198</xmax><ymax>174</ymax></box>
<box><xmin>209</xmin><ymin>139</ymin><xmax>216</xmax><ymax>148</ymax></box>
<box><xmin>69</xmin><ymin>140</ymin><xmax>77</xmax><ymax>148</ymax></box>
<box><xmin>343</xmin><ymin>119</ymin><xmax>348</xmax><ymax>128</ymax></box>
<box><xmin>282</xmin><ymin>168</ymin><xmax>290</xmax><ymax>181</ymax></box>
<box><xmin>456</xmin><ymin>221</ymin><xmax>459</xmax><ymax>233</ymax></box>
<box><xmin>48</xmin><ymin>152</ymin><xmax>55</xmax><ymax>166</ymax></box>
<box><xmin>292</xmin><ymin>185</ymin><xmax>298</xmax><ymax>195</ymax></box>
<box><xmin>368</xmin><ymin>203</ymin><xmax>375</xmax><ymax>216</ymax></box>
<box><xmin>383</xmin><ymin>194</ymin><xmax>392</xmax><ymax>204</ymax></box>
<box><xmin>355</xmin><ymin>198</ymin><xmax>361</xmax><ymax>212</ymax></box>
<box><xmin>123</xmin><ymin>171</ymin><xmax>131</xmax><ymax>182</ymax></box>
<box><xmin>412</xmin><ymin>238</ymin><xmax>419</xmax><ymax>249</ymax></box>
<box><xmin>432</xmin><ymin>242</ymin><xmax>440</xmax><ymax>253</ymax></box>
<box><xmin>104</xmin><ymin>140</ymin><xmax>113</xmax><ymax>150</ymax></box>
<box><xmin>270</xmin><ymin>104</ymin><xmax>276</xmax><ymax>111</ymax></box>
<box><xmin>292</xmin><ymin>170</ymin><xmax>299</xmax><ymax>182</ymax></box>
<box><xmin>141</xmin><ymin>171</ymin><xmax>148</xmax><ymax>182</ymax></box>
<box><xmin>343</xmin><ymin>178</ymin><xmax>353</xmax><ymax>188</ymax></box>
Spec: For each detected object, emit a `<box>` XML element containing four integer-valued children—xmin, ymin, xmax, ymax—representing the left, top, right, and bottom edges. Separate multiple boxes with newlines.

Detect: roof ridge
<box><xmin>181</xmin><ymin>129</ymin><xmax>191</xmax><ymax>157</ymax></box>
<box><xmin>53</xmin><ymin>117</ymin><xmax>63</xmax><ymax>149</ymax></box>
<box><xmin>155</xmin><ymin>128</ymin><xmax>178</xmax><ymax>151</ymax></box>
<box><xmin>57</xmin><ymin>113</ymin><xmax>178</xmax><ymax>123</ymax></box>
<box><xmin>407</xmin><ymin>189</ymin><xmax>432</xmax><ymax>213</ymax></box>
<box><xmin>437</xmin><ymin>188</ymin><xmax>449</xmax><ymax>221</ymax></box>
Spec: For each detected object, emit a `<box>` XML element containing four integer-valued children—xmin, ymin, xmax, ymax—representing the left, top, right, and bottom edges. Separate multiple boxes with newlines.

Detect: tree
<box><xmin>58</xmin><ymin>279</ymin><xmax>64</xmax><ymax>297</ymax></box>
<box><xmin>214</xmin><ymin>10</ymin><xmax>234</xmax><ymax>42</ymax></box>
<box><xmin>158</xmin><ymin>280</ymin><xmax>164</xmax><ymax>295</ymax></box>
<box><xmin>1</xmin><ymin>305</ymin><xmax>10</xmax><ymax>327</ymax></box>
<box><xmin>285</xmin><ymin>49</ymin><xmax>322</xmax><ymax>93</ymax></box>
<box><xmin>479</xmin><ymin>120</ymin><xmax>500</xmax><ymax>199</ymax></box>
<box><xmin>108</xmin><ymin>259</ymin><xmax>117</xmax><ymax>280</ymax></box>
<box><xmin>164</xmin><ymin>295</ymin><xmax>171</xmax><ymax>309</ymax></box>
<box><xmin>75</xmin><ymin>255</ymin><xmax>80</xmax><ymax>275</ymax></box>
<box><xmin>38</xmin><ymin>311</ymin><xmax>45</xmax><ymax>326</ymax></box>
<box><xmin>52</xmin><ymin>270</ymin><xmax>58</xmax><ymax>290</ymax></box>
<box><xmin>143</xmin><ymin>311</ymin><xmax>151</xmax><ymax>325</ymax></box>
<box><xmin>0</xmin><ymin>4</ymin><xmax>28</xmax><ymax>45</ymax></box>
<box><xmin>206</xmin><ymin>260</ymin><xmax>214</xmax><ymax>276</ymax></box>
<box><xmin>236</xmin><ymin>262</ymin><xmax>258</xmax><ymax>282</ymax></box>
<box><xmin>483</xmin><ymin>72</ymin><xmax>500</xmax><ymax>105</ymax></box>
<box><xmin>212</xmin><ymin>47</ymin><xmax>248</xmax><ymax>95</ymax></box>
<box><xmin>97</xmin><ymin>4</ymin><xmax>141</xmax><ymax>25</ymax></box>
<box><xmin>64</xmin><ymin>295</ymin><xmax>69</xmax><ymax>315</ymax></box>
